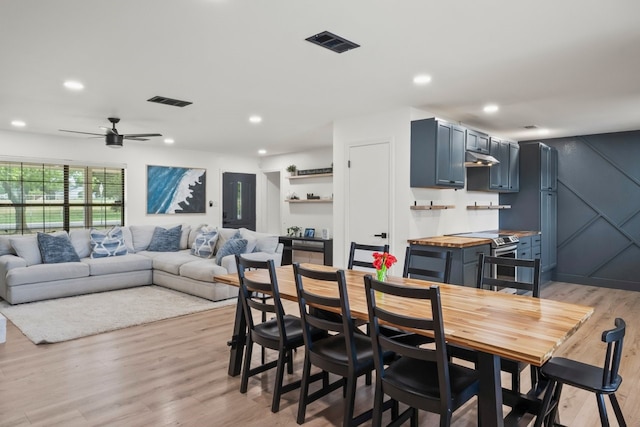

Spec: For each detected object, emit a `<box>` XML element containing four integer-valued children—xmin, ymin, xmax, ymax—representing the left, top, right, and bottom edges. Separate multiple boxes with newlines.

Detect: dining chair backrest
<box><xmin>293</xmin><ymin>263</ymin><xmax>358</xmax><ymax>360</ymax></box>
<box><xmin>235</xmin><ymin>256</ymin><xmax>286</xmax><ymax>339</ymax></box>
<box><xmin>402</xmin><ymin>246</ymin><xmax>452</xmax><ymax>283</ymax></box>
<box><xmin>348</xmin><ymin>242</ymin><xmax>389</xmax><ymax>271</ymax></box>
<box><xmin>476</xmin><ymin>253</ymin><xmax>541</xmax><ymax>297</ymax></box>
<box><xmin>602</xmin><ymin>317</ymin><xmax>625</xmax><ymax>389</ymax></box>
<box><xmin>364</xmin><ymin>275</ymin><xmax>452</xmax><ymax>405</ymax></box>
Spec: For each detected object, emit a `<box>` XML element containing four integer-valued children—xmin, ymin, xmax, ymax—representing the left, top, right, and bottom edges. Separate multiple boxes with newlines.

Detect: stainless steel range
<box><xmin>449</xmin><ymin>232</ymin><xmax>519</xmax><ymax>280</ymax></box>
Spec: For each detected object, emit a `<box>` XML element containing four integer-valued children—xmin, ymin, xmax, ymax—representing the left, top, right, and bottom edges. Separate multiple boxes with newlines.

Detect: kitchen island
<box><xmin>408</xmin><ymin>230</ymin><xmax>540</xmax><ymax>287</ymax></box>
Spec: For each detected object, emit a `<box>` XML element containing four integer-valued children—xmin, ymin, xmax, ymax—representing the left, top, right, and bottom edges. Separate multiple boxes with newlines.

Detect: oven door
<box><xmin>492</xmin><ymin>244</ymin><xmax>518</xmax><ymax>281</ymax></box>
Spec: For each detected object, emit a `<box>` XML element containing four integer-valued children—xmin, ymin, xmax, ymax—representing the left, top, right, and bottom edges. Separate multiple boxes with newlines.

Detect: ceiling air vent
<box><xmin>524</xmin><ymin>125</ymin><xmax>538</xmax><ymax>129</ymax></box>
<box><xmin>147</xmin><ymin>96</ymin><xmax>192</xmax><ymax>108</ymax></box>
<box><xmin>305</xmin><ymin>31</ymin><xmax>360</xmax><ymax>53</ymax></box>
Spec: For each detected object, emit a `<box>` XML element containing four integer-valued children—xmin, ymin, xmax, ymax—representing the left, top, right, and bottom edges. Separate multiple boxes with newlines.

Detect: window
<box><xmin>0</xmin><ymin>161</ymin><xmax>124</xmax><ymax>235</ymax></box>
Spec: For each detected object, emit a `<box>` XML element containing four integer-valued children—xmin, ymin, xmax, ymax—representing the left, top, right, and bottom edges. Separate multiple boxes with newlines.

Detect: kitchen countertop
<box><xmin>408</xmin><ymin>230</ymin><xmax>540</xmax><ymax>248</ymax></box>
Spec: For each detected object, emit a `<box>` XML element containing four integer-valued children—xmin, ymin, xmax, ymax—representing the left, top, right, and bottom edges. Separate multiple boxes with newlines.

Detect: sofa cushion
<box><xmin>0</xmin><ymin>236</ymin><xmax>15</xmax><ymax>256</ymax></box>
<box><xmin>121</xmin><ymin>226</ymin><xmax>135</xmax><ymax>253</ymax></box>
<box><xmin>129</xmin><ymin>225</ymin><xmax>157</xmax><ymax>252</ymax></box>
<box><xmin>180</xmin><ymin>259</ymin><xmax>229</xmax><ymax>282</ymax></box>
<box><xmin>6</xmin><ymin>262</ymin><xmax>90</xmax><ymax>287</ymax></box>
<box><xmin>90</xmin><ymin>227</ymin><xmax>128</xmax><ymax>258</ymax></box>
<box><xmin>190</xmin><ymin>229</ymin><xmax>218</xmax><ymax>258</ymax></box>
<box><xmin>147</xmin><ymin>225</ymin><xmax>182</xmax><ymax>252</ymax></box>
<box><xmin>215</xmin><ymin>228</ymin><xmax>241</xmax><ymax>253</ymax></box>
<box><xmin>239</xmin><ymin>228</ymin><xmax>279</xmax><ymax>254</ymax></box>
<box><xmin>215</xmin><ymin>238</ymin><xmax>247</xmax><ymax>265</ymax></box>
<box><xmin>37</xmin><ymin>232</ymin><xmax>81</xmax><ymax>264</ymax></box>
<box><xmin>152</xmin><ymin>251</ymin><xmax>200</xmax><ymax>275</ymax></box>
<box><xmin>84</xmin><ymin>253</ymin><xmax>153</xmax><ymax>276</ymax></box>
<box><xmin>69</xmin><ymin>229</ymin><xmax>92</xmax><ymax>258</ymax></box>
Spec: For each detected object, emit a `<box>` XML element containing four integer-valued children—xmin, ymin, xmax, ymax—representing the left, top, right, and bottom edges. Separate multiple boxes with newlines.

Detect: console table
<box><xmin>278</xmin><ymin>236</ymin><xmax>333</xmax><ymax>266</ymax></box>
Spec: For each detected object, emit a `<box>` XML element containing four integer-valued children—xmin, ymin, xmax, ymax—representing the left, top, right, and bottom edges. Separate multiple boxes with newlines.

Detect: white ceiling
<box><xmin>2</xmin><ymin>0</ymin><xmax>640</xmax><ymax>157</ymax></box>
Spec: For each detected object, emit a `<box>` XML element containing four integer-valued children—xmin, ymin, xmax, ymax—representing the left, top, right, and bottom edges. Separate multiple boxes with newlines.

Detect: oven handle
<box><xmin>492</xmin><ymin>244</ymin><xmax>518</xmax><ymax>256</ymax></box>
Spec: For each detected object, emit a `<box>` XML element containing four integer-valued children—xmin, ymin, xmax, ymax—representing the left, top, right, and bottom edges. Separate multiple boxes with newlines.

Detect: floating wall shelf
<box><xmin>410</xmin><ymin>205</ymin><xmax>455</xmax><ymax>210</ymax></box>
<box><xmin>467</xmin><ymin>204</ymin><xmax>511</xmax><ymax>210</ymax></box>
<box><xmin>286</xmin><ymin>173</ymin><xmax>333</xmax><ymax>180</ymax></box>
<box><xmin>285</xmin><ymin>199</ymin><xmax>333</xmax><ymax>203</ymax></box>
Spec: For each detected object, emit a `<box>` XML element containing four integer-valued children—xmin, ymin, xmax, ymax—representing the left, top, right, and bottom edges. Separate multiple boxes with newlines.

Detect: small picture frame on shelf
<box><xmin>304</xmin><ymin>228</ymin><xmax>315</xmax><ymax>238</ymax></box>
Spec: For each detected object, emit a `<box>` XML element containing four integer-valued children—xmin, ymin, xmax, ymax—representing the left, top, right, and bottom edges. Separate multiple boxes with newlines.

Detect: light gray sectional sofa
<box><xmin>0</xmin><ymin>224</ymin><xmax>283</xmax><ymax>305</ymax></box>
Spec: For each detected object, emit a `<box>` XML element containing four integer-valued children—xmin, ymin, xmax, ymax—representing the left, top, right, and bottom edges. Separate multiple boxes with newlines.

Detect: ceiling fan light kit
<box><xmin>60</xmin><ymin>117</ymin><xmax>162</xmax><ymax>148</ymax></box>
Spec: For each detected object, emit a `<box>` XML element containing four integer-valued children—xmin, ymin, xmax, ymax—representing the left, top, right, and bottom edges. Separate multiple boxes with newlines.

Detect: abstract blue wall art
<box><xmin>147</xmin><ymin>165</ymin><xmax>206</xmax><ymax>214</ymax></box>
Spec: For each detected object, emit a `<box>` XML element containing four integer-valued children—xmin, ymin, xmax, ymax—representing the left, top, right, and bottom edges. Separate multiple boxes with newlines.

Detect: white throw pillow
<box><xmin>69</xmin><ymin>229</ymin><xmax>92</xmax><ymax>258</ymax></box>
<box><xmin>129</xmin><ymin>225</ymin><xmax>157</xmax><ymax>252</ymax></box>
<box><xmin>239</xmin><ymin>228</ymin><xmax>279</xmax><ymax>254</ymax></box>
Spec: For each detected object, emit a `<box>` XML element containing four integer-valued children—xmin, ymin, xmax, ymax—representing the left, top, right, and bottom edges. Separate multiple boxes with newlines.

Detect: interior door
<box><xmin>348</xmin><ymin>142</ymin><xmax>390</xmax><ymax>250</ymax></box>
<box><xmin>222</xmin><ymin>172</ymin><xmax>256</xmax><ymax>230</ymax></box>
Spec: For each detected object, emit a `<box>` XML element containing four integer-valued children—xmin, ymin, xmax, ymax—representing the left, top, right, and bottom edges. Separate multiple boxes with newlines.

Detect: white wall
<box><xmin>0</xmin><ymin>130</ymin><xmax>263</xmax><ymax>230</ymax></box>
<box><xmin>333</xmin><ymin>108</ymin><xmax>500</xmax><ymax>273</ymax></box>
<box><xmin>259</xmin><ymin>147</ymin><xmax>333</xmax><ymax>237</ymax></box>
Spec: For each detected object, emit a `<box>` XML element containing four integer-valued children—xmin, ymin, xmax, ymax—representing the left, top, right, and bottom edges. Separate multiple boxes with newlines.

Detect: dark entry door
<box><xmin>222</xmin><ymin>172</ymin><xmax>256</xmax><ymax>230</ymax></box>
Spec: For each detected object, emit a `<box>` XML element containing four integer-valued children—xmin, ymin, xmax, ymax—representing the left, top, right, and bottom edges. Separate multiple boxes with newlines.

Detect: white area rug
<box><xmin>0</xmin><ymin>286</ymin><xmax>236</xmax><ymax>344</ymax></box>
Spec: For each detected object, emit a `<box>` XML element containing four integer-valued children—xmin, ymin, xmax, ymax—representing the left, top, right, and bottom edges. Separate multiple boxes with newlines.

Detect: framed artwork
<box><xmin>304</xmin><ymin>228</ymin><xmax>315</xmax><ymax>238</ymax></box>
<box><xmin>147</xmin><ymin>165</ymin><xmax>206</xmax><ymax>214</ymax></box>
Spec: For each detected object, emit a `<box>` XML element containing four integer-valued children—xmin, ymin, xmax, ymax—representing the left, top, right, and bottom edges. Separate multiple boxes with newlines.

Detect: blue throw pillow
<box><xmin>191</xmin><ymin>230</ymin><xmax>218</xmax><ymax>258</ymax></box>
<box><xmin>90</xmin><ymin>227</ymin><xmax>128</xmax><ymax>258</ymax></box>
<box><xmin>147</xmin><ymin>225</ymin><xmax>182</xmax><ymax>252</ymax></box>
<box><xmin>37</xmin><ymin>232</ymin><xmax>81</xmax><ymax>264</ymax></box>
<box><xmin>215</xmin><ymin>238</ymin><xmax>247</xmax><ymax>265</ymax></box>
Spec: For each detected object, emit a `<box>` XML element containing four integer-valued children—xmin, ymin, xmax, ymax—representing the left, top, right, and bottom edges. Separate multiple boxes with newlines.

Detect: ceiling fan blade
<box><xmin>123</xmin><ymin>133</ymin><xmax>162</xmax><ymax>138</ymax></box>
<box><xmin>123</xmin><ymin>136</ymin><xmax>149</xmax><ymax>141</ymax></box>
<box><xmin>60</xmin><ymin>129</ymin><xmax>106</xmax><ymax>136</ymax></box>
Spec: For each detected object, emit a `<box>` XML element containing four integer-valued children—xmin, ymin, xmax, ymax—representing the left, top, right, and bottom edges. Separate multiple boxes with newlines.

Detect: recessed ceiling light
<box><xmin>11</xmin><ymin>120</ymin><xmax>26</xmax><ymax>127</ymax></box>
<box><xmin>63</xmin><ymin>80</ymin><xmax>84</xmax><ymax>91</ymax></box>
<box><xmin>413</xmin><ymin>74</ymin><xmax>432</xmax><ymax>85</ymax></box>
<box><xmin>258</xmin><ymin>149</ymin><xmax>267</xmax><ymax>155</ymax></box>
<box><xmin>164</xmin><ymin>138</ymin><xmax>175</xmax><ymax>144</ymax></box>
<box><xmin>483</xmin><ymin>104</ymin><xmax>499</xmax><ymax>113</ymax></box>
<box><xmin>249</xmin><ymin>115</ymin><xmax>262</xmax><ymax>124</ymax></box>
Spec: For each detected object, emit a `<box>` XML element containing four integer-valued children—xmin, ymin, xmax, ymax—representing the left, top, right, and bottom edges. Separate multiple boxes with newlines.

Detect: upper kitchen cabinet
<box><xmin>411</xmin><ymin>118</ymin><xmax>465</xmax><ymax>189</ymax></box>
<box><xmin>466</xmin><ymin>128</ymin><xmax>490</xmax><ymax>154</ymax></box>
<box><xmin>467</xmin><ymin>138</ymin><xmax>519</xmax><ymax>192</ymax></box>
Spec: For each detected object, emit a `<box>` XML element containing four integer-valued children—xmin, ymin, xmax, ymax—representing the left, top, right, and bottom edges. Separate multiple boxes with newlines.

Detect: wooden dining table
<box><xmin>214</xmin><ymin>264</ymin><xmax>594</xmax><ymax>427</ymax></box>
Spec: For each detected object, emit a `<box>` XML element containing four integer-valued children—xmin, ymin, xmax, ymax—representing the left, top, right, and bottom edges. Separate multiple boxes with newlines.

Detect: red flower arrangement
<box><xmin>372</xmin><ymin>252</ymin><xmax>397</xmax><ymax>281</ymax></box>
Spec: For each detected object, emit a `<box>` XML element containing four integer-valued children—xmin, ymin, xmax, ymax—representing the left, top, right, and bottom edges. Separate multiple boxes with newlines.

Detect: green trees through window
<box><xmin>0</xmin><ymin>161</ymin><xmax>125</xmax><ymax>234</ymax></box>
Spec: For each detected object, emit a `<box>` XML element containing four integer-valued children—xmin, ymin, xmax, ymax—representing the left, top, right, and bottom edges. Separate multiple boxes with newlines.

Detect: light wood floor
<box><xmin>0</xmin><ymin>281</ymin><xmax>637</xmax><ymax>427</ymax></box>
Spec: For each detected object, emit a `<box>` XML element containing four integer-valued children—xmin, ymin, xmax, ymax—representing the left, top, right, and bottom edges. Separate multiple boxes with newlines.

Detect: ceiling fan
<box><xmin>60</xmin><ymin>117</ymin><xmax>162</xmax><ymax>148</ymax></box>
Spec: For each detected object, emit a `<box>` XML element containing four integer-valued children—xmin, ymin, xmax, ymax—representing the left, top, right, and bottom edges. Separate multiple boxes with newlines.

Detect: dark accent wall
<box><xmin>533</xmin><ymin>130</ymin><xmax>640</xmax><ymax>291</ymax></box>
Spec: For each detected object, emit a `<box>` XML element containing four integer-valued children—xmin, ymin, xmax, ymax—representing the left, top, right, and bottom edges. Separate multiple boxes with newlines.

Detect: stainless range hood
<box><xmin>465</xmin><ymin>151</ymin><xmax>500</xmax><ymax>167</ymax></box>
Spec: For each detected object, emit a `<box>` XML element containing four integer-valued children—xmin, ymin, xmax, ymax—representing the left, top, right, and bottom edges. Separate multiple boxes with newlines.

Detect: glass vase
<box><xmin>376</xmin><ymin>268</ymin><xmax>387</xmax><ymax>282</ymax></box>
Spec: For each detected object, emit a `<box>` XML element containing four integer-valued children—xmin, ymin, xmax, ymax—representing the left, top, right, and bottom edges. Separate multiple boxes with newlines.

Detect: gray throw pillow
<box><xmin>215</xmin><ymin>238</ymin><xmax>247</xmax><ymax>265</ymax></box>
<box><xmin>147</xmin><ymin>225</ymin><xmax>182</xmax><ymax>252</ymax></box>
<box><xmin>37</xmin><ymin>232</ymin><xmax>81</xmax><ymax>264</ymax></box>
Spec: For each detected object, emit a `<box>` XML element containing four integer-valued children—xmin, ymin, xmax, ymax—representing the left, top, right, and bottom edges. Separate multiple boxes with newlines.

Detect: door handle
<box><xmin>374</xmin><ymin>232</ymin><xmax>388</xmax><ymax>239</ymax></box>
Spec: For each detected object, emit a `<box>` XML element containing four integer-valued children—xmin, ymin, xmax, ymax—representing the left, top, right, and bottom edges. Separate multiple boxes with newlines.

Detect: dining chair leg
<box><xmin>596</xmin><ymin>393</ymin><xmax>611</xmax><ymax>427</ymax></box>
<box><xmin>240</xmin><ymin>338</ymin><xmax>253</xmax><ymax>393</ymax></box>
<box><xmin>609</xmin><ymin>393</ymin><xmax>627</xmax><ymax>427</ymax></box>
<box><xmin>410</xmin><ymin>408</ymin><xmax>418</xmax><ymax>427</ymax></box>
<box><xmin>371</xmin><ymin>380</ymin><xmax>384</xmax><ymax>427</ymax></box>
<box><xmin>296</xmin><ymin>355</ymin><xmax>312</xmax><ymax>425</ymax></box>
<box><xmin>271</xmin><ymin>350</ymin><xmax>286</xmax><ymax>413</ymax></box>
<box><xmin>511</xmin><ymin>371</ymin><xmax>520</xmax><ymax>393</ymax></box>
<box><xmin>286</xmin><ymin>349</ymin><xmax>294</xmax><ymax>374</ymax></box>
<box><xmin>343</xmin><ymin>375</ymin><xmax>357</xmax><ymax>427</ymax></box>
<box><xmin>440</xmin><ymin>410</ymin><xmax>452</xmax><ymax>427</ymax></box>
<box><xmin>534</xmin><ymin>379</ymin><xmax>557</xmax><ymax>427</ymax></box>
